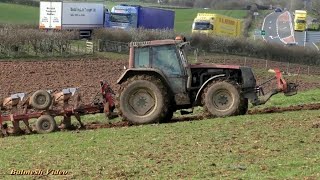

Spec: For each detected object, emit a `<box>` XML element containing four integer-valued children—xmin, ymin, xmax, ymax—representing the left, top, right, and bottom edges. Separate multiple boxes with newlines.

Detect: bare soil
<box><xmin>84</xmin><ymin>121</ymin><xmax>131</xmax><ymax>129</ymax></box>
<box><xmin>0</xmin><ymin>58</ymin><xmax>126</xmax><ymax>104</ymax></box>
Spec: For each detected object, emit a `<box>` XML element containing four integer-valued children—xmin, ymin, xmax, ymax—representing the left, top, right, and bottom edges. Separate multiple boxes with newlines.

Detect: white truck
<box><xmin>39</xmin><ymin>1</ymin><xmax>106</xmax><ymax>38</ymax></box>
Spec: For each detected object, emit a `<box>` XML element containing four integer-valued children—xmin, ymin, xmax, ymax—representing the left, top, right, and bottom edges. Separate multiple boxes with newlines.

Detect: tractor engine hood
<box><xmin>188</xmin><ymin>63</ymin><xmax>256</xmax><ymax>89</ymax></box>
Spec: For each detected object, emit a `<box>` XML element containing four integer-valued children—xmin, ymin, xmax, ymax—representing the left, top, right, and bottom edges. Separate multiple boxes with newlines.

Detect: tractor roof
<box><xmin>129</xmin><ymin>39</ymin><xmax>184</xmax><ymax>48</ymax></box>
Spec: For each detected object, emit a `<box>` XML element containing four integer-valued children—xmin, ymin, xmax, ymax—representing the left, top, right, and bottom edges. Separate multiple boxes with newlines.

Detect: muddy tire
<box><xmin>35</xmin><ymin>115</ymin><xmax>56</xmax><ymax>134</ymax></box>
<box><xmin>238</xmin><ymin>97</ymin><xmax>248</xmax><ymax>115</ymax></box>
<box><xmin>30</xmin><ymin>90</ymin><xmax>52</xmax><ymax>110</ymax></box>
<box><xmin>202</xmin><ymin>81</ymin><xmax>240</xmax><ymax>117</ymax></box>
<box><xmin>116</xmin><ymin>75</ymin><xmax>169</xmax><ymax>124</ymax></box>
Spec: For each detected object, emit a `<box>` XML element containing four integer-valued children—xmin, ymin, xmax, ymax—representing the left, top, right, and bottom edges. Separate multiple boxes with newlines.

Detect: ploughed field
<box><xmin>0</xmin><ymin>57</ymin><xmax>319</xmax><ymax>105</ymax></box>
<box><xmin>0</xmin><ymin>58</ymin><xmax>126</xmax><ymax>104</ymax></box>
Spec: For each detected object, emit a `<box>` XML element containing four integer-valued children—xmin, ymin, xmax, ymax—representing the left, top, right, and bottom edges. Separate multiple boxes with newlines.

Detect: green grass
<box><xmin>1</xmin><ymin>110</ymin><xmax>320</xmax><ymax>179</ymax></box>
<box><xmin>1</xmin><ymin>89</ymin><xmax>320</xmax><ymax>179</ymax></box>
<box><xmin>253</xmin><ymin>88</ymin><xmax>320</xmax><ymax>108</ymax></box>
<box><xmin>104</xmin><ymin>1</ymin><xmax>248</xmax><ymax>33</ymax></box>
<box><xmin>0</xmin><ymin>3</ymin><xmax>38</xmax><ymax>24</ymax></box>
<box><xmin>0</xmin><ymin>2</ymin><xmax>247</xmax><ymax>33</ymax></box>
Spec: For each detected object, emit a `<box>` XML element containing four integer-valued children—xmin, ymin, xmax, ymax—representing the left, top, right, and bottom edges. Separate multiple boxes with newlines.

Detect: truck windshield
<box><xmin>296</xmin><ymin>19</ymin><xmax>306</xmax><ymax>23</ymax></box>
<box><xmin>193</xmin><ymin>22</ymin><xmax>213</xmax><ymax>30</ymax></box>
<box><xmin>110</xmin><ymin>14</ymin><xmax>131</xmax><ymax>23</ymax></box>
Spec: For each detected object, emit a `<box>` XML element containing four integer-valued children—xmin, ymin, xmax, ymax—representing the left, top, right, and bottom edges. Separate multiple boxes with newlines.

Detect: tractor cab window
<box><xmin>152</xmin><ymin>45</ymin><xmax>182</xmax><ymax>76</ymax></box>
<box><xmin>134</xmin><ymin>47</ymin><xmax>150</xmax><ymax>68</ymax></box>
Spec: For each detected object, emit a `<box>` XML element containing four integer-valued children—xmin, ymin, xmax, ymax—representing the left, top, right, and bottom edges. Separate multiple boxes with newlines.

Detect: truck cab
<box><xmin>108</xmin><ymin>4</ymin><xmax>175</xmax><ymax>30</ymax></box>
<box><xmin>294</xmin><ymin>10</ymin><xmax>307</xmax><ymax>31</ymax></box>
<box><xmin>192</xmin><ymin>13</ymin><xmax>215</xmax><ymax>35</ymax></box>
<box><xmin>109</xmin><ymin>5</ymin><xmax>139</xmax><ymax>30</ymax></box>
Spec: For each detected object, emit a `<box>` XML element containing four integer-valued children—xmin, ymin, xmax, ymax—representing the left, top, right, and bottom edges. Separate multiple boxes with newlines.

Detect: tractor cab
<box><xmin>119</xmin><ymin>36</ymin><xmax>193</xmax><ymax>105</ymax></box>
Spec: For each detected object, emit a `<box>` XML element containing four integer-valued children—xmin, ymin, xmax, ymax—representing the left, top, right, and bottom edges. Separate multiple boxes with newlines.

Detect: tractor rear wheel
<box><xmin>116</xmin><ymin>75</ymin><xmax>169</xmax><ymax>124</ymax></box>
<box><xmin>35</xmin><ymin>115</ymin><xmax>56</xmax><ymax>134</ymax></box>
<box><xmin>202</xmin><ymin>81</ymin><xmax>240</xmax><ymax>117</ymax></box>
<box><xmin>30</xmin><ymin>90</ymin><xmax>52</xmax><ymax>110</ymax></box>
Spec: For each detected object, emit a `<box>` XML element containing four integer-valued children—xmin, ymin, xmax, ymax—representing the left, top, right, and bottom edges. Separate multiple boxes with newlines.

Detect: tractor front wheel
<box><xmin>202</xmin><ymin>81</ymin><xmax>241</xmax><ymax>117</ymax></box>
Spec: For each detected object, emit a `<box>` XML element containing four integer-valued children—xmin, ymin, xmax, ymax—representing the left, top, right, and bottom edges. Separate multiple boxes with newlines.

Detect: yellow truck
<box><xmin>191</xmin><ymin>13</ymin><xmax>243</xmax><ymax>37</ymax></box>
<box><xmin>294</xmin><ymin>10</ymin><xmax>307</xmax><ymax>31</ymax></box>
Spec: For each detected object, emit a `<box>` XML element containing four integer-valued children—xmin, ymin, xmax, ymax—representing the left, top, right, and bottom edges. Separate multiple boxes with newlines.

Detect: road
<box><xmin>261</xmin><ymin>11</ymin><xmax>319</xmax><ymax>51</ymax></box>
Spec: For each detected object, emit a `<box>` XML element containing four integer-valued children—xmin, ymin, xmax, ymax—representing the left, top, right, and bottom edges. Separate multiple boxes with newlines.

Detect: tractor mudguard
<box><xmin>194</xmin><ymin>74</ymin><xmax>226</xmax><ymax>104</ymax></box>
<box><xmin>117</xmin><ymin>68</ymin><xmax>170</xmax><ymax>87</ymax></box>
<box><xmin>240</xmin><ymin>67</ymin><xmax>257</xmax><ymax>88</ymax></box>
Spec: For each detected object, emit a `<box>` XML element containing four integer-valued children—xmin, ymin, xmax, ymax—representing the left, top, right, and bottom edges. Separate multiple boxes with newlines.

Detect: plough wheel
<box><xmin>30</xmin><ymin>90</ymin><xmax>52</xmax><ymax>110</ymax></box>
<box><xmin>35</xmin><ymin>115</ymin><xmax>56</xmax><ymax>134</ymax></box>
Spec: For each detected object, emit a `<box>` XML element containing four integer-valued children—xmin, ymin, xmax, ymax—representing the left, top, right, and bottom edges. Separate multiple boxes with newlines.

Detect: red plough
<box><xmin>0</xmin><ymin>81</ymin><xmax>116</xmax><ymax>136</ymax></box>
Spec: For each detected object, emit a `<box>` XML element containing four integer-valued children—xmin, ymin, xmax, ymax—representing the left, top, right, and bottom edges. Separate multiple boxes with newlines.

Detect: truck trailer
<box><xmin>192</xmin><ymin>13</ymin><xmax>243</xmax><ymax>37</ymax></box>
<box><xmin>39</xmin><ymin>1</ymin><xmax>107</xmax><ymax>38</ymax></box>
<box><xmin>107</xmin><ymin>4</ymin><xmax>175</xmax><ymax>30</ymax></box>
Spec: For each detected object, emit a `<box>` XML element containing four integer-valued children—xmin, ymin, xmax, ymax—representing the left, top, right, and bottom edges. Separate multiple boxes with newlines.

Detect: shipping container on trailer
<box><xmin>108</xmin><ymin>4</ymin><xmax>175</xmax><ymax>30</ymax></box>
<box><xmin>39</xmin><ymin>1</ymin><xmax>105</xmax><ymax>37</ymax></box>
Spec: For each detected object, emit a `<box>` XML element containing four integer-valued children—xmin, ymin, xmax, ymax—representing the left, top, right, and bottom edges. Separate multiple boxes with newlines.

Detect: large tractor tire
<box><xmin>116</xmin><ymin>75</ymin><xmax>170</xmax><ymax>124</ymax></box>
<box><xmin>202</xmin><ymin>81</ymin><xmax>241</xmax><ymax>117</ymax></box>
<box><xmin>30</xmin><ymin>90</ymin><xmax>52</xmax><ymax>110</ymax></box>
<box><xmin>35</xmin><ymin>115</ymin><xmax>56</xmax><ymax>134</ymax></box>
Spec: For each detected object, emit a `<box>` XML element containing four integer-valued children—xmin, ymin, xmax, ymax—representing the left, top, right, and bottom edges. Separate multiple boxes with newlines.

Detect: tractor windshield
<box><xmin>152</xmin><ymin>45</ymin><xmax>182</xmax><ymax>76</ymax></box>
